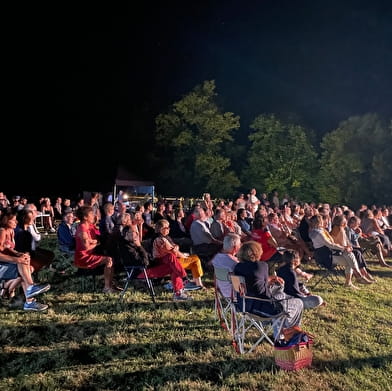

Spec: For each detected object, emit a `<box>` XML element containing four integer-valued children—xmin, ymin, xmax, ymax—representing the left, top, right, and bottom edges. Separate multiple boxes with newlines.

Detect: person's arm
<box><xmin>263</xmin><ymin>230</ymin><xmax>279</xmax><ymax>249</ymax></box>
<box><xmin>267</xmin><ymin>235</ymin><xmax>279</xmax><ymax>249</ymax></box>
<box><xmin>373</xmin><ymin>219</ymin><xmax>385</xmax><ymax>235</ymax></box>
<box><xmin>0</xmin><ymin>251</ymin><xmax>30</xmax><ymax>265</ymax></box>
<box><xmin>28</xmin><ymin>224</ymin><xmax>41</xmax><ymax>242</ymax></box>
<box><xmin>0</xmin><ymin>230</ymin><xmax>20</xmax><ymax>256</ymax></box>
<box><xmin>78</xmin><ymin>229</ymin><xmax>97</xmax><ymax>251</ymax></box>
<box><xmin>200</xmin><ymin>222</ymin><xmax>222</xmax><ymax>244</ymax></box>
<box><xmin>311</xmin><ymin>229</ymin><xmax>344</xmax><ymax>251</ymax></box>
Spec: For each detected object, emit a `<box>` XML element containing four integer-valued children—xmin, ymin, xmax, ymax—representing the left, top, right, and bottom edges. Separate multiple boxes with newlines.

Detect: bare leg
<box><xmin>193</xmin><ymin>276</ymin><xmax>203</xmax><ymax>286</ymax></box>
<box><xmin>103</xmin><ymin>257</ymin><xmax>113</xmax><ymax>290</ymax></box>
<box><xmin>17</xmin><ymin>263</ymin><xmax>35</xmax><ymax>286</ymax></box>
<box><xmin>4</xmin><ymin>277</ymin><xmax>22</xmax><ymax>297</ymax></box>
<box><xmin>376</xmin><ymin>245</ymin><xmax>392</xmax><ymax>267</ymax></box>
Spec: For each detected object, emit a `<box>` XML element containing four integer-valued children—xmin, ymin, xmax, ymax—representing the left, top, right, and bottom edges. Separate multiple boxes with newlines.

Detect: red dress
<box><xmin>74</xmin><ymin>222</ymin><xmax>105</xmax><ymax>269</ymax></box>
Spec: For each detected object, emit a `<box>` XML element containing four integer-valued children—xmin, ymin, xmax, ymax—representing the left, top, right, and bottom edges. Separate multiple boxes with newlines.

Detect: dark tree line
<box><xmin>147</xmin><ymin>80</ymin><xmax>391</xmax><ymax>208</ymax></box>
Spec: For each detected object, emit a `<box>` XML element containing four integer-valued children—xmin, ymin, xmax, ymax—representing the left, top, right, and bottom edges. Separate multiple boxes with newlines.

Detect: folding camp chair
<box><xmin>119</xmin><ymin>265</ymin><xmax>156</xmax><ymax>303</ymax></box>
<box><xmin>213</xmin><ymin>267</ymin><xmax>236</xmax><ymax>336</ymax></box>
<box><xmin>230</xmin><ymin>274</ymin><xmax>288</xmax><ymax>354</ymax></box>
<box><xmin>311</xmin><ymin>246</ymin><xmax>343</xmax><ymax>290</ymax></box>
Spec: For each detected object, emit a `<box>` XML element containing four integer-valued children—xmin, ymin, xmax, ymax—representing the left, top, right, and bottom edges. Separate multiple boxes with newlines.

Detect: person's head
<box><xmin>143</xmin><ymin>201</ymin><xmax>153</xmax><ymax>211</ymax></box>
<box><xmin>280</xmin><ymin>249</ymin><xmax>300</xmax><ymax>268</ymax></box>
<box><xmin>304</xmin><ymin>207</ymin><xmax>314</xmax><ymax>218</ymax></box>
<box><xmin>194</xmin><ymin>207</ymin><xmax>206</xmax><ymax>221</ymax></box>
<box><xmin>332</xmin><ymin>215</ymin><xmax>346</xmax><ymax>229</ymax></box>
<box><xmin>103</xmin><ymin>202</ymin><xmax>115</xmax><ymax>216</ymax></box>
<box><xmin>237</xmin><ymin>208</ymin><xmax>247</xmax><ymax>220</ymax></box>
<box><xmin>136</xmin><ymin>204</ymin><xmax>144</xmax><ymax>214</ymax></box>
<box><xmin>121</xmin><ymin>212</ymin><xmax>132</xmax><ymax>227</ymax></box>
<box><xmin>222</xmin><ymin>233</ymin><xmax>241</xmax><ymax>253</ymax></box>
<box><xmin>165</xmin><ymin>201</ymin><xmax>173</xmax><ymax>212</ymax></box>
<box><xmin>267</xmin><ymin>212</ymin><xmax>279</xmax><ymax>224</ymax></box>
<box><xmin>373</xmin><ymin>209</ymin><xmax>382</xmax><ymax>219</ymax></box>
<box><xmin>62</xmin><ymin>211</ymin><xmax>75</xmax><ymax>224</ymax></box>
<box><xmin>348</xmin><ymin>215</ymin><xmax>360</xmax><ymax>229</ymax></box>
<box><xmin>24</xmin><ymin>203</ymin><xmax>38</xmax><ymax>218</ymax></box>
<box><xmin>214</xmin><ymin>208</ymin><xmax>226</xmax><ymax>221</ymax></box>
<box><xmin>0</xmin><ymin>210</ymin><xmax>18</xmax><ymax>229</ymax></box>
<box><xmin>237</xmin><ymin>240</ymin><xmax>263</xmax><ymax>263</ymax></box>
<box><xmin>175</xmin><ymin>208</ymin><xmax>185</xmax><ymax>219</ymax></box>
<box><xmin>309</xmin><ymin>215</ymin><xmax>323</xmax><ymax>230</ymax></box>
<box><xmin>17</xmin><ymin>209</ymin><xmax>34</xmax><ymax>227</ymax></box>
<box><xmin>343</xmin><ymin>209</ymin><xmax>354</xmax><ymax>220</ymax></box>
<box><xmin>117</xmin><ymin>202</ymin><xmax>127</xmax><ymax>213</ymax></box>
<box><xmin>156</xmin><ymin>202</ymin><xmax>165</xmax><ymax>212</ymax></box>
<box><xmin>252</xmin><ymin>216</ymin><xmax>265</xmax><ymax>230</ymax></box>
<box><xmin>318</xmin><ymin>206</ymin><xmax>329</xmax><ymax>217</ymax></box>
<box><xmin>133</xmin><ymin>211</ymin><xmax>144</xmax><ymax>225</ymax></box>
<box><xmin>76</xmin><ymin>205</ymin><xmax>94</xmax><ymax>223</ymax></box>
<box><xmin>155</xmin><ymin>218</ymin><xmax>170</xmax><ymax>236</ymax></box>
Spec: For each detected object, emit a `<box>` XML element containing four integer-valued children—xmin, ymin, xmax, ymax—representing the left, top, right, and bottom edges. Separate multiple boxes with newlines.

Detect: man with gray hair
<box><xmin>211</xmin><ymin>233</ymin><xmax>241</xmax><ymax>298</ymax></box>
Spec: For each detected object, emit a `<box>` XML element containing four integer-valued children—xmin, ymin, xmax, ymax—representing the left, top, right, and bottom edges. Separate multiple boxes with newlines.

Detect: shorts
<box><xmin>0</xmin><ymin>262</ymin><xmax>19</xmax><ymax>280</ymax></box>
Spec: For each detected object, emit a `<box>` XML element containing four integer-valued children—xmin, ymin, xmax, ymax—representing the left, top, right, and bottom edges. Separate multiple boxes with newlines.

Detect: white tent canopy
<box><xmin>113</xmin><ymin>166</ymin><xmax>155</xmax><ymax>205</ymax></box>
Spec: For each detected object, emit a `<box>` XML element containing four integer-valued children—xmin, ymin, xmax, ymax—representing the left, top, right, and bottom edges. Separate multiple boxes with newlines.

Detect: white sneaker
<box><xmin>173</xmin><ymin>290</ymin><xmax>193</xmax><ymax>301</ymax></box>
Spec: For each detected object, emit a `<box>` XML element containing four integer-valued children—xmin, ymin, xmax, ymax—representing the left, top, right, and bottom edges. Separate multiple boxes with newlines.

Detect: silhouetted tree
<box><xmin>154</xmin><ymin>80</ymin><xmax>240</xmax><ymax>197</ymax></box>
<box><xmin>243</xmin><ymin>114</ymin><xmax>319</xmax><ymax>201</ymax></box>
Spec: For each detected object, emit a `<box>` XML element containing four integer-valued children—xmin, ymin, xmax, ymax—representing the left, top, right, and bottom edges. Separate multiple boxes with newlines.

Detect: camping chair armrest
<box><xmin>243</xmin><ymin>295</ymin><xmax>273</xmax><ymax>304</ymax></box>
<box><xmin>242</xmin><ymin>294</ymin><xmax>289</xmax><ymax>318</ymax></box>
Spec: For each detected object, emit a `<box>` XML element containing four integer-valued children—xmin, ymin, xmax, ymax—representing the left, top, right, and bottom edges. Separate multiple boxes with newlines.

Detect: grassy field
<box><xmin>1</xmin><ymin>236</ymin><xmax>391</xmax><ymax>391</ymax></box>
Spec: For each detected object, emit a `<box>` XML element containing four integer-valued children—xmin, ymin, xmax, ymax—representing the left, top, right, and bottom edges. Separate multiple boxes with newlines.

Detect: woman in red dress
<box><xmin>74</xmin><ymin>205</ymin><xmax>115</xmax><ymax>293</ymax></box>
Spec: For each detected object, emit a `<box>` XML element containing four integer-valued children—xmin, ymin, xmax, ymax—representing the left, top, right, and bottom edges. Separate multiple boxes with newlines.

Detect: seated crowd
<box><xmin>0</xmin><ymin>189</ymin><xmax>391</xmax><ymax>313</ymax></box>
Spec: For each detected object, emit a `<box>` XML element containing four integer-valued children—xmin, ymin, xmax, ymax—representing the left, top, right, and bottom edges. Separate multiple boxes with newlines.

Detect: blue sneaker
<box><xmin>184</xmin><ymin>281</ymin><xmax>202</xmax><ymax>291</ymax></box>
<box><xmin>25</xmin><ymin>283</ymin><xmax>51</xmax><ymax>299</ymax></box>
<box><xmin>163</xmin><ymin>282</ymin><xmax>173</xmax><ymax>291</ymax></box>
<box><xmin>24</xmin><ymin>300</ymin><xmax>48</xmax><ymax>312</ymax></box>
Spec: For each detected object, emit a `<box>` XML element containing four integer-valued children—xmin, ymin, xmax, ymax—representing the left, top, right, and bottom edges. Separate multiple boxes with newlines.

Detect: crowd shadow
<box><xmin>57</xmin><ymin>352</ymin><xmax>392</xmax><ymax>389</ymax></box>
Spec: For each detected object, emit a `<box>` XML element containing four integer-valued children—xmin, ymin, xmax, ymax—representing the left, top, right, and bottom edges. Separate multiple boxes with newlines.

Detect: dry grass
<box><xmin>1</xmin><ymin>241</ymin><xmax>391</xmax><ymax>391</ymax></box>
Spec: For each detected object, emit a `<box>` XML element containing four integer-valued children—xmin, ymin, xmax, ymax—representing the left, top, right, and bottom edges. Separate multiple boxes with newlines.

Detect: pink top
<box><xmin>74</xmin><ymin>222</ymin><xmax>101</xmax><ymax>267</ymax></box>
<box><xmin>0</xmin><ymin>228</ymin><xmax>16</xmax><ymax>250</ymax></box>
<box><xmin>152</xmin><ymin>236</ymin><xmax>176</xmax><ymax>259</ymax></box>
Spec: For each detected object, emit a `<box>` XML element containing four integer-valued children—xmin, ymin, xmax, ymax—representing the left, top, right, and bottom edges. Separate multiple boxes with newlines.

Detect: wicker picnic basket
<box><xmin>274</xmin><ymin>339</ymin><xmax>313</xmax><ymax>371</ymax></box>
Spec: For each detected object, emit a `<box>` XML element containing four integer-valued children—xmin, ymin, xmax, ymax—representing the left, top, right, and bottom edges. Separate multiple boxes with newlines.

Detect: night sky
<box><xmin>3</xmin><ymin>0</ymin><xmax>392</xmax><ymax>200</ymax></box>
